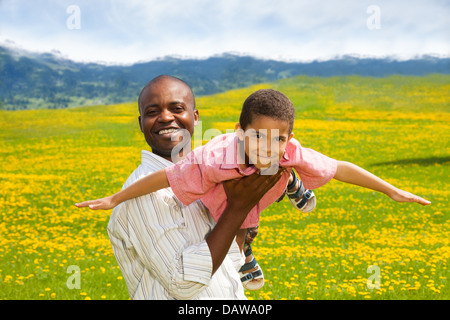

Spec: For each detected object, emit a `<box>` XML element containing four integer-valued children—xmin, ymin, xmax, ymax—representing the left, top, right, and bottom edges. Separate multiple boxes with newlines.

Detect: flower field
<box><xmin>0</xmin><ymin>75</ymin><xmax>448</xmax><ymax>300</ymax></box>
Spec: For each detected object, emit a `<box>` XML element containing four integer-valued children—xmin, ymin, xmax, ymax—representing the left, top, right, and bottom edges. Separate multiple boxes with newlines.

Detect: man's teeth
<box><xmin>158</xmin><ymin>128</ymin><xmax>178</xmax><ymax>135</ymax></box>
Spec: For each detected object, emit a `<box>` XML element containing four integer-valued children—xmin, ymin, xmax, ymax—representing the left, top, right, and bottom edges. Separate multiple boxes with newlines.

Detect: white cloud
<box><xmin>0</xmin><ymin>0</ymin><xmax>448</xmax><ymax>64</ymax></box>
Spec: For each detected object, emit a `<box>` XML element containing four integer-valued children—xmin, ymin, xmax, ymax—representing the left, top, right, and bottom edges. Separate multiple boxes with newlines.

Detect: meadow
<box><xmin>0</xmin><ymin>74</ymin><xmax>448</xmax><ymax>300</ymax></box>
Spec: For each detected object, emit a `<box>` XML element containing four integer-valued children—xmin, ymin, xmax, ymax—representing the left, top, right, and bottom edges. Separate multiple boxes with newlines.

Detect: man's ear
<box><xmin>138</xmin><ymin>116</ymin><xmax>143</xmax><ymax>133</ymax></box>
<box><xmin>235</xmin><ymin>123</ymin><xmax>244</xmax><ymax>141</ymax></box>
<box><xmin>193</xmin><ymin>109</ymin><xmax>199</xmax><ymax>127</ymax></box>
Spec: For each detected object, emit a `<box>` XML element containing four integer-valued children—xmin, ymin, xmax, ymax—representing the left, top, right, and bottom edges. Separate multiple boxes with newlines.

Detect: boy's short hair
<box><xmin>239</xmin><ymin>89</ymin><xmax>295</xmax><ymax>133</ymax></box>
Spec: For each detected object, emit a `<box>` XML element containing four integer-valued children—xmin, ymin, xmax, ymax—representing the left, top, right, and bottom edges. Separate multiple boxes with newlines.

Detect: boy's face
<box><xmin>236</xmin><ymin>115</ymin><xmax>294</xmax><ymax>170</ymax></box>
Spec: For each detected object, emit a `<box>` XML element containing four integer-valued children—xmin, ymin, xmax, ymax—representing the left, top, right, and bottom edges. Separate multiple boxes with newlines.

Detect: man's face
<box><xmin>138</xmin><ymin>79</ymin><xmax>199</xmax><ymax>161</ymax></box>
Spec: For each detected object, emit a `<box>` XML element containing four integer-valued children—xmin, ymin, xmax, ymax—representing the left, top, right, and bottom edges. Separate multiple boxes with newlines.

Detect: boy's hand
<box><xmin>75</xmin><ymin>195</ymin><xmax>116</xmax><ymax>210</ymax></box>
<box><xmin>389</xmin><ymin>188</ymin><xmax>431</xmax><ymax>206</ymax></box>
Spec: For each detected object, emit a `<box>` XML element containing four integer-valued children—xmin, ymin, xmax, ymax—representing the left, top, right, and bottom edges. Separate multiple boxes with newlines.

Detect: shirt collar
<box><xmin>141</xmin><ymin>150</ymin><xmax>174</xmax><ymax>169</ymax></box>
<box><xmin>219</xmin><ymin>134</ymin><xmax>258</xmax><ymax>175</ymax></box>
<box><xmin>220</xmin><ymin>134</ymin><xmax>240</xmax><ymax>169</ymax></box>
<box><xmin>282</xmin><ymin>150</ymin><xmax>289</xmax><ymax>161</ymax></box>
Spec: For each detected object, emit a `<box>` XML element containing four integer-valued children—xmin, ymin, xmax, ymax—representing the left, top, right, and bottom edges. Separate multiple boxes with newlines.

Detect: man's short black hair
<box><xmin>138</xmin><ymin>75</ymin><xmax>196</xmax><ymax>114</ymax></box>
<box><xmin>239</xmin><ymin>89</ymin><xmax>295</xmax><ymax>133</ymax></box>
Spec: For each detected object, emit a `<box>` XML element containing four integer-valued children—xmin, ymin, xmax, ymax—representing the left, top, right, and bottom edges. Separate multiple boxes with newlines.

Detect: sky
<box><xmin>0</xmin><ymin>0</ymin><xmax>449</xmax><ymax>65</ymax></box>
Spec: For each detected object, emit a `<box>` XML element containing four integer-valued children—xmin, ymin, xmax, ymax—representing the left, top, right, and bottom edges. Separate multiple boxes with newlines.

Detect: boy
<box><xmin>76</xmin><ymin>89</ymin><xmax>430</xmax><ymax>288</ymax></box>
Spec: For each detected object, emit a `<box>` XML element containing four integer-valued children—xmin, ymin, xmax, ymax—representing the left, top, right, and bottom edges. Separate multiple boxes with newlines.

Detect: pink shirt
<box><xmin>166</xmin><ymin>133</ymin><xmax>337</xmax><ymax>228</ymax></box>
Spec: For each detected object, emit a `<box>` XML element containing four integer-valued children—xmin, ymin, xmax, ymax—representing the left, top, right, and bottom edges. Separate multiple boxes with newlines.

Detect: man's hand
<box><xmin>224</xmin><ymin>167</ymin><xmax>286</xmax><ymax>216</ymax></box>
<box><xmin>206</xmin><ymin>168</ymin><xmax>285</xmax><ymax>276</ymax></box>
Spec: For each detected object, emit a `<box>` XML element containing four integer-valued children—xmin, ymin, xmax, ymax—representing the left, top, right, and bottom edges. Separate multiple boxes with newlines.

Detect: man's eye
<box><xmin>146</xmin><ymin>110</ymin><xmax>158</xmax><ymax>115</ymax></box>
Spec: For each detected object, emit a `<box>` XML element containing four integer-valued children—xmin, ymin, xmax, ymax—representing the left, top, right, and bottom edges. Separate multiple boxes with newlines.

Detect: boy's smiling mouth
<box><xmin>252</xmin><ymin>153</ymin><xmax>280</xmax><ymax>167</ymax></box>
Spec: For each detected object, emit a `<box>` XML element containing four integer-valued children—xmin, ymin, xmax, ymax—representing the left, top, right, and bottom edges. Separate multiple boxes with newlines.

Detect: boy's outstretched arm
<box><xmin>333</xmin><ymin>161</ymin><xmax>431</xmax><ymax>206</ymax></box>
<box><xmin>75</xmin><ymin>168</ymin><xmax>170</xmax><ymax>210</ymax></box>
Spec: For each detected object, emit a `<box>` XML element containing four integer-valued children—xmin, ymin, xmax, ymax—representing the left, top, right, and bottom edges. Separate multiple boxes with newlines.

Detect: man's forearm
<box><xmin>206</xmin><ymin>168</ymin><xmax>284</xmax><ymax>276</ymax></box>
<box><xmin>205</xmin><ymin>204</ymin><xmax>246</xmax><ymax>276</ymax></box>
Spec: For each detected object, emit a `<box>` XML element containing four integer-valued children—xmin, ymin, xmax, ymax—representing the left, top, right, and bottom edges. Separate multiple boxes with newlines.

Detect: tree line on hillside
<box><xmin>1</xmin><ymin>46</ymin><xmax>449</xmax><ymax>110</ymax></box>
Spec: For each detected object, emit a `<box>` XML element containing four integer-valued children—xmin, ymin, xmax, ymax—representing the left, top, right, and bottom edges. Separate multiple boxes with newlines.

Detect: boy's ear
<box><xmin>288</xmin><ymin>131</ymin><xmax>294</xmax><ymax>141</ymax></box>
<box><xmin>235</xmin><ymin>123</ymin><xmax>244</xmax><ymax>141</ymax></box>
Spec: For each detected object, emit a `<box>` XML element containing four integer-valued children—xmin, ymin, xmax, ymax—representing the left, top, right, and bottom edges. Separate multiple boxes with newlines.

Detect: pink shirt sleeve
<box><xmin>165</xmin><ymin>147</ymin><xmax>217</xmax><ymax>206</ymax></box>
<box><xmin>285</xmin><ymin>138</ymin><xmax>338</xmax><ymax>190</ymax></box>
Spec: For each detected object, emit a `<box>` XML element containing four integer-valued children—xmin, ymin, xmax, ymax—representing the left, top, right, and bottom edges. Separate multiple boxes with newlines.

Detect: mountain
<box><xmin>0</xmin><ymin>45</ymin><xmax>449</xmax><ymax>110</ymax></box>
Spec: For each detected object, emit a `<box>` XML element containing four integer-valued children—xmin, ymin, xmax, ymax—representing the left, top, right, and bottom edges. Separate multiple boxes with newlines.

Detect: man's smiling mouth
<box><xmin>157</xmin><ymin>128</ymin><xmax>180</xmax><ymax>135</ymax></box>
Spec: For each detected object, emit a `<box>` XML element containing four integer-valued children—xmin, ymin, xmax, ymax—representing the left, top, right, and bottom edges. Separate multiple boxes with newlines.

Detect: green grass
<box><xmin>0</xmin><ymin>74</ymin><xmax>449</xmax><ymax>300</ymax></box>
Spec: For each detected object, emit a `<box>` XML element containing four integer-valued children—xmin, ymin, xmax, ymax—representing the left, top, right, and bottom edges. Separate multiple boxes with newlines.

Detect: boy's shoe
<box><xmin>286</xmin><ymin>170</ymin><xmax>316</xmax><ymax>213</ymax></box>
<box><xmin>239</xmin><ymin>245</ymin><xmax>264</xmax><ymax>290</ymax></box>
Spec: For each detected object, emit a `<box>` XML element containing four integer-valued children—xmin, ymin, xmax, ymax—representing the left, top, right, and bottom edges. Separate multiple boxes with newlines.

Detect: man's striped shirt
<box><xmin>107</xmin><ymin>150</ymin><xmax>246</xmax><ymax>300</ymax></box>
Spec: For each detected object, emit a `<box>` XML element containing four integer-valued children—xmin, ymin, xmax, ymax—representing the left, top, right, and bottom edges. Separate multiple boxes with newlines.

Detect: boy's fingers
<box><xmin>406</xmin><ymin>191</ymin><xmax>431</xmax><ymax>206</ymax></box>
<box><xmin>396</xmin><ymin>190</ymin><xmax>431</xmax><ymax>206</ymax></box>
<box><xmin>416</xmin><ymin>196</ymin><xmax>431</xmax><ymax>206</ymax></box>
<box><xmin>75</xmin><ymin>200</ymin><xmax>95</xmax><ymax>208</ymax></box>
<box><xmin>403</xmin><ymin>193</ymin><xmax>430</xmax><ymax>206</ymax></box>
<box><xmin>75</xmin><ymin>201</ymin><xmax>89</xmax><ymax>207</ymax></box>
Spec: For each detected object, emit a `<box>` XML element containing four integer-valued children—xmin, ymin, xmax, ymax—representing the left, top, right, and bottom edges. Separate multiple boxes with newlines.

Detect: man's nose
<box><xmin>158</xmin><ymin>109</ymin><xmax>175</xmax><ymax>122</ymax></box>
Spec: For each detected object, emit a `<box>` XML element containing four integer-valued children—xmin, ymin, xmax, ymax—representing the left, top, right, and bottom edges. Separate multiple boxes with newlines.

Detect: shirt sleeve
<box><xmin>165</xmin><ymin>147</ymin><xmax>217</xmax><ymax>206</ymax></box>
<box><xmin>287</xmin><ymin>138</ymin><xmax>338</xmax><ymax>190</ymax></box>
<box><xmin>108</xmin><ymin>186</ymin><xmax>214</xmax><ymax>300</ymax></box>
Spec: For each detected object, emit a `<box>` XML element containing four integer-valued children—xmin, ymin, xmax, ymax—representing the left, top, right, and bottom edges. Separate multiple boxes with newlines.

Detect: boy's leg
<box><xmin>239</xmin><ymin>227</ymin><xmax>264</xmax><ymax>290</ymax></box>
<box><xmin>244</xmin><ymin>226</ymin><xmax>258</xmax><ymax>251</ymax></box>
<box><xmin>286</xmin><ymin>170</ymin><xmax>316</xmax><ymax>213</ymax></box>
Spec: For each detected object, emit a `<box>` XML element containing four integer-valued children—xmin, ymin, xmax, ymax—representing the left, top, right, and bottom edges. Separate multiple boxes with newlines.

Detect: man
<box><xmin>107</xmin><ymin>75</ymin><xmax>283</xmax><ymax>299</ymax></box>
